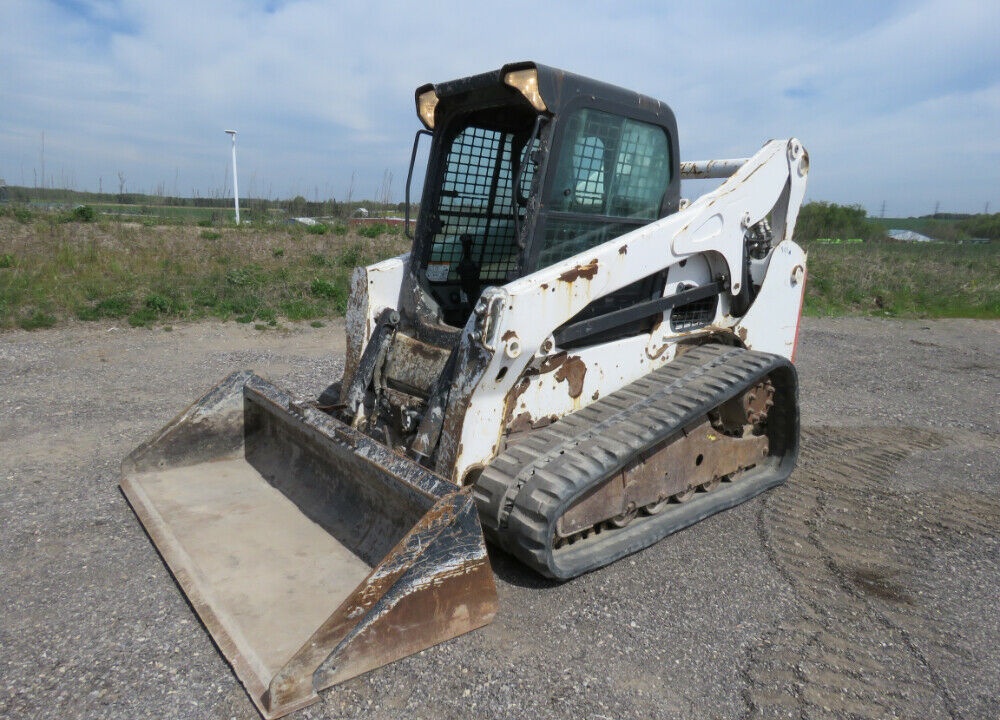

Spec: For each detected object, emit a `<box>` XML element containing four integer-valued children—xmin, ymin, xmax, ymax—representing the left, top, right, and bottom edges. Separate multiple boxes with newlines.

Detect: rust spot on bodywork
<box><xmin>618</xmin><ymin>245</ymin><xmax>627</xmax><ymax>255</ymax></box>
<box><xmin>558</xmin><ymin>258</ymin><xmax>599</xmax><ymax>283</ymax></box>
<box><xmin>646</xmin><ymin>343</ymin><xmax>670</xmax><ymax>360</ymax></box>
<box><xmin>501</xmin><ymin>376</ymin><xmax>533</xmax><ymax>431</ymax></box>
<box><xmin>591</xmin><ymin>390</ymin><xmax>600</xmax><ymax>401</ymax></box>
<box><xmin>507</xmin><ymin>411</ymin><xmax>532</xmax><ymax>435</ymax></box>
<box><xmin>501</xmin><ymin>330</ymin><xmax>517</xmax><ymax>342</ymax></box>
<box><xmin>554</xmin><ymin>356</ymin><xmax>587</xmax><ymax>399</ymax></box>
<box><xmin>507</xmin><ymin>376</ymin><xmax>531</xmax><ymax>405</ymax></box>
<box><xmin>531</xmin><ymin>415</ymin><xmax>559</xmax><ymax>430</ymax></box>
<box><xmin>539</xmin><ymin>352</ymin><xmax>568</xmax><ymax>374</ymax></box>
<box><xmin>507</xmin><ymin>411</ymin><xmax>560</xmax><ymax>435</ymax></box>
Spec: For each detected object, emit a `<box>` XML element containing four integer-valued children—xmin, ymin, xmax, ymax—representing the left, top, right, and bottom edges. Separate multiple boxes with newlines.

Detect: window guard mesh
<box><xmin>427</xmin><ymin>126</ymin><xmax>536</xmax><ymax>284</ymax></box>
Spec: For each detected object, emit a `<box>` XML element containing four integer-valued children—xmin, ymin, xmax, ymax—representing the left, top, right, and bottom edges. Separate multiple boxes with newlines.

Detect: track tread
<box><xmin>475</xmin><ymin>344</ymin><xmax>799</xmax><ymax>578</ymax></box>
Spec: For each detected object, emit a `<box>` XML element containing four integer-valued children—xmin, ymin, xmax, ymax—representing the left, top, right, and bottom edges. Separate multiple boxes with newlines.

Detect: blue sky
<box><xmin>1</xmin><ymin>0</ymin><xmax>997</xmax><ymax>216</ymax></box>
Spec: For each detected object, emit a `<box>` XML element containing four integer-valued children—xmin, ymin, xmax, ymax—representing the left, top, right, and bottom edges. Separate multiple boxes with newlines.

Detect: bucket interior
<box><xmin>123</xmin><ymin>383</ymin><xmax>436</xmax><ymax>693</ymax></box>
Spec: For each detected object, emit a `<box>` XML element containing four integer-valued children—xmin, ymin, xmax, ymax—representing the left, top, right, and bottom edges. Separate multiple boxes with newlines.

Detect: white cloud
<box><xmin>0</xmin><ymin>0</ymin><xmax>997</xmax><ymax>214</ymax></box>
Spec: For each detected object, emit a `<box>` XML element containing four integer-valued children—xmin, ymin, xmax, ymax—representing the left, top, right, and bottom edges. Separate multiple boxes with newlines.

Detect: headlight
<box><xmin>504</xmin><ymin>69</ymin><xmax>547</xmax><ymax>112</ymax></box>
<box><xmin>417</xmin><ymin>89</ymin><xmax>439</xmax><ymax>129</ymax></box>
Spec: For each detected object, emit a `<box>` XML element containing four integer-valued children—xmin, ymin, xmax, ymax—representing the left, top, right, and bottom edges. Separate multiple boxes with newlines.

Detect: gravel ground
<box><xmin>1</xmin><ymin>317</ymin><xmax>997</xmax><ymax>720</ymax></box>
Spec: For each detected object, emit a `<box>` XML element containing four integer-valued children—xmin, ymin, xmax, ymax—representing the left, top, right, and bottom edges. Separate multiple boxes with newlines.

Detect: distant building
<box><xmin>888</xmin><ymin>229</ymin><xmax>935</xmax><ymax>242</ymax></box>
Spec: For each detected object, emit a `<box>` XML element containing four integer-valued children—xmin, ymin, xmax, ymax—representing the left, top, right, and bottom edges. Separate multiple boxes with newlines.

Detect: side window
<box><xmin>547</xmin><ymin>108</ymin><xmax>670</xmax><ymax>219</ymax></box>
<box><xmin>571</xmin><ymin>136</ymin><xmax>605</xmax><ymax>208</ymax></box>
<box><xmin>612</xmin><ymin>121</ymin><xmax>671</xmax><ymax>218</ymax></box>
<box><xmin>540</xmin><ymin>108</ymin><xmax>671</xmax><ymax>266</ymax></box>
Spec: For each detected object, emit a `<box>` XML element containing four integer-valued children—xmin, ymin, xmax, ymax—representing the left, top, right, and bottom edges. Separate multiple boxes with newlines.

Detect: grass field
<box><xmin>1</xmin><ymin>206</ymin><xmax>997</xmax><ymax>331</ymax></box>
<box><xmin>802</xmin><ymin>240</ymin><xmax>999</xmax><ymax>318</ymax></box>
<box><xmin>86</xmin><ymin>203</ymin><xmax>222</xmax><ymax>224</ymax></box>
<box><xmin>0</xmin><ymin>211</ymin><xmax>408</xmax><ymax>330</ymax></box>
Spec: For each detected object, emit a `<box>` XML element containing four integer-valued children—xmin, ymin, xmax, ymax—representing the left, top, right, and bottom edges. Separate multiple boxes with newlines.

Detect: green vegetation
<box><xmin>0</xmin><ymin>183</ymin><xmax>419</xmax><ymax>227</ymax></box>
<box><xmin>72</xmin><ymin>205</ymin><xmax>96</xmax><ymax>222</ymax></box>
<box><xmin>1</xmin><ymin>197</ymin><xmax>996</xmax><ymax>331</ymax></box>
<box><xmin>357</xmin><ymin>222</ymin><xmax>402</xmax><ymax>239</ymax></box>
<box><xmin>796</xmin><ymin>202</ymin><xmax>886</xmax><ymax>243</ymax></box>
<box><xmin>804</xmin><ymin>242</ymin><xmax>998</xmax><ymax>318</ymax></box>
<box><xmin>0</xmin><ymin>211</ymin><xmax>407</xmax><ymax>330</ymax></box>
<box><xmin>957</xmin><ymin>213</ymin><xmax>1000</xmax><ymax>240</ymax></box>
<box><xmin>795</xmin><ymin>203</ymin><xmax>999</xmax><ymax>319</ymax></box>
<box><xmin>17</xmin><ymin>309</ymin><xmax>57</xmax><ymax>330</ymax></box>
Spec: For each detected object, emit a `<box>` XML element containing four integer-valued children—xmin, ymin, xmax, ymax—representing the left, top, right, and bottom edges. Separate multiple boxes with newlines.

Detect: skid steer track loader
<box><xmin>122</xmin><ymin>61</ymin><xmax>808</xmax><ymax>717</ymax></box>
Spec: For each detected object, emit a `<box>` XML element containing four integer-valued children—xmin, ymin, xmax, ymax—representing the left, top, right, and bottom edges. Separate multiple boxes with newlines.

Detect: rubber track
<box><xmin>473</xmin><ymin>344</ymin><xmax>798</xmax><ymax>579</ymax></box>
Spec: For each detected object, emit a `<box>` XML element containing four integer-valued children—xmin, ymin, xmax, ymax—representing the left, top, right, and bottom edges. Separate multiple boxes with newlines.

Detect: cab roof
<box><xmin>415</xmin><ymin>61</ymin><xmax>672</xmax><ymax>129</ymax></box>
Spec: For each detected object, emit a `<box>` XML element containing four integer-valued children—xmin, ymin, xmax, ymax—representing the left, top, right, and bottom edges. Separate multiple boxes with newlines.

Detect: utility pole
<box><xmin>880</xmin><ymin>200</ymin><xmax>885</xmax><ymax>219</ymax></box>
<box><xmin>225</xmin><ymin>130</ymin><xmax>240</xmax><ymax>225</ymax></box>
<box><xmin>933</xmin><ymin>201</ymin><xmax>940</xmax><ymax>217</ymax></box>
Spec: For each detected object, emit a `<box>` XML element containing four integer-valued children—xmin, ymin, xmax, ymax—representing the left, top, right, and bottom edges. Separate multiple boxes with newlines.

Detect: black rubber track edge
<box><xmin>472</xmin><ymin>344</ymin><xmax>799</xmax><ymax>579</ymax></box>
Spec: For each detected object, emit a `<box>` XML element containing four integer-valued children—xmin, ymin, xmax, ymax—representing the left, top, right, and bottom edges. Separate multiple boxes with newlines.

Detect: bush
<box><xmin>795</xmin><ymin>202</ymin><xmax>886</xmax><ymax>243</ymax></box>
<box><xmin>72</xmin><ymin>205</ymin><xmax>96</xmax><ymax>222</ymax></box>
<box><xmin>226</xmin><ymin>265</ymin><xmax>266</xmax><ymax>288</ymax></box>
<box><xmin>957</xmin><ymin>213</ymin><xmax>1000</xmax><ymax>240</ymax></box>
<box><xmin>306</xmin><ymin>223</ymin><xmax>329</xmax><ymax>235</ymax></box>
<box><xmin>142</xmin><ymin>292</ymin><xmax>186</xmax><ymax>315</ymax></box>
<box><xmin>77</xmin><ymin>294</ymin><xmax>133</xmax><ymax>320</ymax></box>
<box><xmin>0</xmin><ymin>205</ymin><xmax>34</xmax><ymax>223</ymax></box>
<box><xmin>127</xmin><ymin>307</ymin><xmax>157</xmax><ymax>326</ymax></box>
<box><xmin>281</xmin><ymin>298</ymin><xmax>320</xmax><ymax>321</ymax></box>
<box><xmin>357</xmin><ymin>223</ymin><xmax>388</xmax><ymax>239</ymax></box>
<box><xmin>310</xmin><ymin>277</ymin><xmax>338</xmax><ymax>298</ymax></box>
<box><xmin>310</xmin><ymin>275</ymin><xmax>349</xmax><ymax>312</ymax></box>
<box><xmin>0</xmin><ymin>253</ymin><xmax>14</xmax><ymax>269</ymax></box>
<box><xmin>339</xmin><ymin>243</ymin><xmax>364</xmax><ymax>268</ymax></box>
<box><xmin>144</xmin><ymin>294</ymin><xmax>170</xmax><ymax>313</ymax></box>
<box><xmin>18</xmin><ymin>309</ymin><xmax>57</xmax><ymax>330</ymax></box>
<box><xmin>200</xmin><ymin>230</ymin><xmax>221</xmax><ymax>240</ymax></box>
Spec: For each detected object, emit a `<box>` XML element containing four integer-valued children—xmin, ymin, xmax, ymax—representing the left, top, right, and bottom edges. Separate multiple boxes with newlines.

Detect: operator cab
<box><xmin>406</xmin><ymin>62</ymin><xmax>681</xmax><ymax>331</ymax></box>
